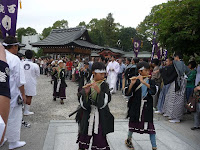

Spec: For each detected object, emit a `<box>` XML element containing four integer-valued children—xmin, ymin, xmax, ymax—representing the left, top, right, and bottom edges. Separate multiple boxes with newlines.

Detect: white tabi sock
<box><xmin>9</xmin><ymin>141</ymin><xmax>26</xmax><ymax>149</ymax></box>
<box><xmin>24</xmin><ymin>104</ymin><xmax>34</xmax><ymax>116</ymax></box>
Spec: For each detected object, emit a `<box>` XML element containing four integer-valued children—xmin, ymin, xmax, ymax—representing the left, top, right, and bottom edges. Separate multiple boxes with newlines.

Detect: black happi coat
<box><xmin>77</xmin><ymin>81</ymin><xmax>114</xmax><ymax>136</ymax></box>
<box><xmin>59</xmin><ymin>69</ymin><xmax>67</xmax><ymax>88</ymax></box>
<box><xmin>125</xmin><ymin>79</ymin><xmax>156</xmax><ymax>123</ymax></box>
<box><xmin>52</xmin><ymin>69</ymin><xmax>58</xmax><ymax>93</ymax></box>
<box><xmin>78</xmin><ymin>69</ymin><xmax>91</xmax><ymax>89</ymax></box>
<box><xmin>160</xmin><ymin>64</ymin><xmax>178</xmax><ymax>85</ymax></box>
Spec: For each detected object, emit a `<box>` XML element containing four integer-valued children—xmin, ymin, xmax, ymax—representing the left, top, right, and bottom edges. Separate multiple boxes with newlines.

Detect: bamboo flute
<box><xmin>82</xmin><ymin>78</ymin><xmax>106</xmax><ymax>88</ymax></box>
<box><xmin>129</xmin><ymin>75</ymin><xmax>151</xmax><ymax>80</ymax></box>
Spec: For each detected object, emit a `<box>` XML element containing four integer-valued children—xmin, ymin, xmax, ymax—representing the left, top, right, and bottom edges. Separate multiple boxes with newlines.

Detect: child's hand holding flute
<box><xmin>128</xmin><ymin>75</ymin><xmax>151</xmax><ymax>93</ymax></box>
<box><xmin>83</xmin><ymin>79</ymin><xmax>106</xmax><ymax>95</ymax></box>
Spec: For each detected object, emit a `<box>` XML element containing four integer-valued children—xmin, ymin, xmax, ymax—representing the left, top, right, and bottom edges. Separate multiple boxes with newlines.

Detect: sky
<box><xmin>17</xmin><ymin>0</ymin><xmax>168</xmax><ymax>34</ymax></box>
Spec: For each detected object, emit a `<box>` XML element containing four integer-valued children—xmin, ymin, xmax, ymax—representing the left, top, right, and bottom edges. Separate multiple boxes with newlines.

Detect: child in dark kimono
<box><xmin>52</xmin><ymin>60</ymin><xmax>67</xmax><ymax>104</ymax></box>
<box><xmin>76</xmin><ymin>62</ymin><xmax>114</xmax><ymax>150</ymax></box>
<box><xmin>78</xmin><ymin>62</ymin><xmax>91</xmax><ymax>92</ymax></box>
<box><xmin>124</xmin><ymin>61</ymin><xmax>157</xmax><ymax>150</ymax></box>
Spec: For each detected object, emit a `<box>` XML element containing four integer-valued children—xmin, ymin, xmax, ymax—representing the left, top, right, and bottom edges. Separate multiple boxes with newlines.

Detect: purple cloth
<box><xmin>151</xmin><ymin>37</ymin><xmax>157</xmax><ymax>60</ymax></box>
<box><xmin>77</xmin><ymin>124</ymin><xmax>110</xmax><ymax>150</ymax></box>
<box><xmin>0</xmin><ymin>0</ymin><xmax>18</xmax><ymax>38</ymax></box>
<box><xmin>163</xmin><ymin>49</ymin><xmax>168</xmax><ymax>60</ymax></box>
<box><xmin>157</xmin><ymin>48</ymin><xmax>162</xmax><ymax>59</ymax></box>
<box><xmin>133</xmin><ymin>40</ymin><xmax>141</xmax><ymax>57</ymax></box>
<box><xmin>53</xmin><ymin>87</ymin><xmax>66</xmax><ymax>99</ymax></box>
<box><xmin>129</xmin><ymin>107</ymin><xmax>156</xmax><ymax>134</ymax></box>
<box><xmin>59</xmin><ymin>87</ymin><xmax>66</xmax><ymax>99</ymax></box>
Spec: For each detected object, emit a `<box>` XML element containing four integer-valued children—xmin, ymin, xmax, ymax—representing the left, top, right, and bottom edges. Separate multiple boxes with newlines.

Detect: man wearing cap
<box><xmin>23</xmin><ymin>50</ymin><xmax>40</xmax><ymax>115</ymax></box>
<box><xmin>3</xmin><ymin>36</ymin><xmax>26</xmax><ymax>149</ymax></box>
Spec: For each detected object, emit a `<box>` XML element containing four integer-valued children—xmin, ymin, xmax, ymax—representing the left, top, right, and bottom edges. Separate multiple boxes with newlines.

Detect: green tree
<box><xmin>86</xmin><ymin>13</ymin><xmax>122</xmax><ymax>48</ymax></box>
<box><xmin>137</xmin><ymin>0</ymin><xmax>200</xmax><ymax>55</ymax></box>
<box><xmin>33</xmin><ymin>48</ymin><xmax>44</xmax><ymax>58</ymax></box>
<box><xmin>88</xmin><ymin>18</ymin><xmax>106</xmax><ymax>46</ymax></box>
<box><xmin>77</xmin><ymin>21</ymin><xmax>87</xmax><ymax>27</ymax></box>
<box><xmin>25</xmin><ymin>27</ymin><xmax>37</xmax><ymax>36</ymax></box>
<box><xmin>42</xmin><ymin>27</ymin><xmax>52</xmax><ymax>39</ymax></box>
<box><xmin>104</xmin><ymin>13</ymin><xmax>121</xmax><ymax>47</ymax></box>
<box><xmin>118</xmin><ymin>27</ymin><xmax>137</xmax><ymax>51</ymax></box>
<box><xmin>52</xmin><ymin>19</ymin><xmax>68</xmax><ymax>29</ymax></box>
<box><xmin>41</xmin><ymin>20</ymin><xmax>68</xmax><ymax>39</ymax></box>
<box><xmin>16</xmin><ymin>27</ymin><xmax>26</xmax><ymax>42</ymax></box>
<box><xmin>16</xmin><ymin>27</ymin><xmax>37</xmax><ymax>42</ymax></box>
<box><xmin>36</xmin><ymin>48</ymin><xmax>44</xmax><ymax>57</ymax></box>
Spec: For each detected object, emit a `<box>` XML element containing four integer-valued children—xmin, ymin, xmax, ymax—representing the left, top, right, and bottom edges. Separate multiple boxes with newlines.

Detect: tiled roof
<box><xmin>123</xmin><ymin>51</ymin><xmax>151</xmax><ymax>58</ymax></box>
<box><xmin>99</xmin><ymin>47</ymin><xmax>124</xmax><ymax>54</ymax></box>
<box><xmin>73</xmin><ymin>40</ymin><xmax>103</xmax><ymax>50</ymax></box>
<box><xmin>31</xmin><ymin>27</ymin><xmax>103</xmax><ymax>50</ymax></box>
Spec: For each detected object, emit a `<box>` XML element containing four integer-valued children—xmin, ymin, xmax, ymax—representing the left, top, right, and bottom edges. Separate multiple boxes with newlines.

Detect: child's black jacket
<box><xmin>125</xmin><ymin>79</ymin><xmax>156</xmax><ymax>123</ymax></box>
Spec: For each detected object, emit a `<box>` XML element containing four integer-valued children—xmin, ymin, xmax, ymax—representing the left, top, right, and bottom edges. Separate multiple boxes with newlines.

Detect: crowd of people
<box><xmin>39</xmin><ymin>53</ymin><xmax>200</xmax><ymax>149</ymax></box>
<box><xmin>0</xmin><ymin>36</ymin><xmax>200</xmax><ymax>150</ymax></box>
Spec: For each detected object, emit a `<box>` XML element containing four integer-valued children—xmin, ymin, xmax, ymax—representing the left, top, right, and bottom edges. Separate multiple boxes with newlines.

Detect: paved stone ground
<box><xmin>43</xmin><ymin>120</ymin><xmax>199</xmax><ymax>150</ymax></box>
<box><xmin>1</xmin><ymin>75</ymin><xmax>200</xmax><ymax>150</ymax></box>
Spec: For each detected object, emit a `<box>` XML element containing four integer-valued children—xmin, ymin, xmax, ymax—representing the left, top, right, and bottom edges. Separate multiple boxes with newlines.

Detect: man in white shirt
<box><xmin>3</xmin><ymin>36</ymin><xmax>26</xmax><ymax>149</ymax></box>
<box><xmin>106</xmin><ymin>55</ymin><xmax>120</xmax><ymax>93</ymax></box>
<box><xmin>23</xmin><ymin>50</ymin><xmax>40</xmax><ymax>115</ymax></box>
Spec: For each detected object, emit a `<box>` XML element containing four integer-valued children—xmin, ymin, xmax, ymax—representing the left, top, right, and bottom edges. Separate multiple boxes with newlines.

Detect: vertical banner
<box><xmin>133</xmin><ymin>39</ymin><xmax>141</xmax><ymax>58</ymax></box>
<box><xmin>163</xmin><ymin>49</ymin><xmax>168</xmax><ymax>60</ymax></box>
<box><xmin>151</xmin><ymin>33</ymin><xmax>158</xmax><ymax>60</ymax></box>
<box><xmin>157</xmin><ymin>46</ymin><xmax>162</xmax><ymax>59</ymax></box>
<box><xmin>151</xmin><ymin>24</ymin><xmax>159</xmax><ymax>60</ymax></box>
<box><xmin>0</xmin><ymin>0</ymin><xmax>19</xmax><ymax>38</ymax></box>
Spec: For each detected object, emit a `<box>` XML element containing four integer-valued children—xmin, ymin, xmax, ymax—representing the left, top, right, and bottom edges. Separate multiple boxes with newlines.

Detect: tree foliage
<box><xmin>33</xmin><ymin>48</ymin><xmax>44</xmax><ymax>58</ymax></box>
<box><xmin>42</xmin><ymin>27</ymin><xmax>52</xmax><ymax>39</ymax></box>
<box><xmin>77</xmin><ymin>13</ymin><xmax>151</xmax><ymax>51</ymax></box>
<box><xmin>77</xmin><ymin>21</ymin><xmax>87</xmax><ymax>27</ymax></box>
<box><xmin>41</xmin><ymin>19</ymin><xmax>68</xmax><ymax>39</ymax></box>
<box><xmin>137</xmin><ymin>0</ymin><xmax>200</xmax><ymax>55</ymax></box>
<box><xmin>16</xmin><ymin>27</ymin><xmax>37</xmax><ymax>42</ymax></box>
<box><xmin>52</xmin><ymin>19</ymin><xmax>68</xmax><ymax>29</ymax></box>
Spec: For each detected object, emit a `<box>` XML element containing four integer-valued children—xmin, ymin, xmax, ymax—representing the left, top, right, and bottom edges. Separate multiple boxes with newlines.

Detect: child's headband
<box><xmin>2</xmin><ymin>42</ymin><xmax>19</xmax><ymax>46</ymax></box>
<box><xmin>94</xmin><ymin>69</ymin><xmax>106</xmax><ymax>73</ymax></box>
<box><xmin>139</xmin><ymin>66</ymin><xmax>145</xmax><ymax>71</ymax></box>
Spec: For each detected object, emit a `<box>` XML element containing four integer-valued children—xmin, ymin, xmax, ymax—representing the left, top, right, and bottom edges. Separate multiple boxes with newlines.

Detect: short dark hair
<box><xmin>91</xmin><ymin>62</ymin><xmax>106</xmax><ymax>72</ymax></box>
<box><xmin>167</xmin><ymin>57</ymin><xmax>173</xmax><ymax>62</ymax></box>
<box><xmin>137</xmin><ymin>61</ymin><xmax>150</xmax><ymax>70</ymax></box>
<box><xmin>151</xmin><ymin>59</ymin><xmax>159</xmax><ymax>66</ymax></box>
<box><xmin>188</xmin><ymin>61</ymin><xmax>197</xmax><ymax>69</ymax></box>
<box><xmin>25</xmin><ymin>50</ymin><xmax>33</xmax><ymax>59</ymax></box>
<box><xmin>84</xmin><ymin>62</ymin><xmax>89</xmax><ymax>65</ymax></box>
<box><xmin>100</xmin><ymin>55</ymin><xmax>105</xmax><ymax>61</ymax></box>
<box><xmin>133</xmin><ymin>58</ymin><xmax>139</xmax><ymax>64</ymax></box>
<box><xmin>143</xmin><ymin>58</ymin><xmax>149</xmax><ymax>63</ymax></box>
<box><xmin>111</xmin><ymin>55</ymin><xmax>115</xmax><ymax>58</ymax></box>
<box><xmin>17</xmin><ymin>53</ymin><xmax>24</xmax><ymax>60</ymax></box>
<box><xmin>3</xmin><ymin>36</ymin><xmax>18</xmax><ymax>50</ymax></box>
<box><xmin>126</xmin><ymin>58</ymin><xmax>131</xmax><ymax>62</ymax></box>
<box><xmin>174</xmin><ymin>52</ymin><xmax>183</xmax><ymax>59</ymax></box>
